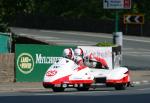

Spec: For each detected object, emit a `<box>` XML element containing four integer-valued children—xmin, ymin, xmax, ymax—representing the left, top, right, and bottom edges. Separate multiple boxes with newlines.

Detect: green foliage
<box><xmin>132</xmin><ymin>3</ymin><xmax>139</xmax><ymax>13</ymax></box>
<box><xmin>96</xmin><ymin>42</ymin><xmax>115</xmax><ymax>47</ymax></box>
<box><xmin>0</xmin><ymin>0</ymin><xmax>150</xmax><ymax>24</ymax></box>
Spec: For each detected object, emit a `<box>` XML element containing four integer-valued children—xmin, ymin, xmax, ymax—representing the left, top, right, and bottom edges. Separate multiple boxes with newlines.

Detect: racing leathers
<box><xmin>85</xmin><ymin>53</ymin><xmax>109</xmax><ymax>69</ymax></box>
<box><xmin>74</xmin><ymin>56</ymin><xmax>84</xmax><ymax>66</ymax></box>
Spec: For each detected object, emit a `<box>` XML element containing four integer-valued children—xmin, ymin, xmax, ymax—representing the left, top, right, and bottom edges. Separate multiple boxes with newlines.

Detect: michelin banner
<box><xmin>15</xmin><ymin>44</ymin><xmax>76</xmax><ymax>82</ymax></box>
<box><xmin>78</xmin><ymin>46</ymin><xmax>113</xmax><ymax>69</ymax></box>
<box><xmin>78</xmin><ymin>46</ymin><xmax>121</xmax><ymax>70</ymax></box>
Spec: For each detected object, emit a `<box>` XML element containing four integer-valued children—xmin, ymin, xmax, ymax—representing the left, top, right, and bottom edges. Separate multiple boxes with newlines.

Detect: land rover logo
<box><xmin>17</xmin><ymin>53</ymin><xmax>34</xmax><ymax>74</ymax></box>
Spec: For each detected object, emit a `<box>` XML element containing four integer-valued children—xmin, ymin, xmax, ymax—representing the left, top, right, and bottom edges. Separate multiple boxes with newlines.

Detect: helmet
<box><xmin>74</xmin><ymin>48</ymin><xmax>83</xmax><ymax>56</ymax></box>
<box><xmin>74</xmin><ymin>56</ymin><xmax>83</xmax><ymax>64</ymax></box>
<box><xmin>63</xmin><ymin>48</ymin><xmax>74</xmax><ymax>60</ymax></box>
<box><xmin>85</xmin><ymin>53</ymin><xmax>97</xmax><ymax>68</ymax></box>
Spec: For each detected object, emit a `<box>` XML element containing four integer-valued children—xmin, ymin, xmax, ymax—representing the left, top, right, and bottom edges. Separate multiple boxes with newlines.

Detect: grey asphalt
<box><xmin>0</xmin><ymin>93</ymin><xmax>150</xmax><ymax>103</ymax></box>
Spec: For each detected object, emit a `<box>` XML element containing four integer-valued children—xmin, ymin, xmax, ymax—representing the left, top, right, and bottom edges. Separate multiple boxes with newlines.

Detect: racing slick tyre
<box><xmin>115</xmin><ymin>83</ymin><xmax>127</xmax><ymax>90</ymax></box>
<box><xmin>76</xmin><ymin>84</ymin><xmax>90</xmax><ymax>91</ymax></box>
<box><xmin>52</xmin><ymin>87</ymin><xmax>65</xmax><ymax>92</ymax></box>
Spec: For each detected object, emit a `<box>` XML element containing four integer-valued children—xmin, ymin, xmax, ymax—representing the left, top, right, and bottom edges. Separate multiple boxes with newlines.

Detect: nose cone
<box><xmin>43</xmin><ymin>69</ymin><xmax>58</xmax><ymax>82</ymax></box>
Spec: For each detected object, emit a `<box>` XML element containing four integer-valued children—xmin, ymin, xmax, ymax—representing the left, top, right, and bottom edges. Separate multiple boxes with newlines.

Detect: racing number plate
<box><xmin>46</xmin><ymin>70</ymin><xmax>57</xmax><ymax>76</ymax></box>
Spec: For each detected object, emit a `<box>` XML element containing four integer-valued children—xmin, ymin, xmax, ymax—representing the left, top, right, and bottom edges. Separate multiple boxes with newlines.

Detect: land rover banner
<box><xmin>15</xmin><ymin>44</ymin><xmax>76</xmax><ymax>82</ymax></box>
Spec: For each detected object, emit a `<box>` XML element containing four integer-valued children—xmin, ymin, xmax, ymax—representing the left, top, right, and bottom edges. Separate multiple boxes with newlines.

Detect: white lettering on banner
<box><xmin>78</xmin><ymin>46</ymin><xmax>113</xmax><ymax>70</ymax></box>
<box><xmin>83</xmin><ymin>49</ymin><xmax>112</xmax><ymax>58</ymax></box>
<box><xmin>36</xmin><ymin>54</ymin><xmax>62</xmax><ymax>64</ymax></box>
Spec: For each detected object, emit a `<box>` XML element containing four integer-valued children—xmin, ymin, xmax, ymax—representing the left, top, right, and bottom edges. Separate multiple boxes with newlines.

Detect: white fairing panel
<box><xmin>89</xmin><ymin>67</ymin><xmax>130</xmax><ymax>82</ymax></box>
<box><xmin>90</xmin><ymin>68</ymin><xmax>110</xmax><ymax>78</ymax></box>
<box><xmin>70</xmin><ymin>67</ymin><xmax>94</xmax><ymax>81</ymax></box>
<box><xmin>43</xmin><ymin>58</ymin><xmax>77</xmax><ymax>82</ymax></box>
<box><xmin>43</xmin><ymin>58</ymin><xmax>93</xmax><ymax>83</ymax></box>
<box><xmin>107</xmin><ymin>67</ymin><xmax>129</xmax><ymax>80</ymax></box>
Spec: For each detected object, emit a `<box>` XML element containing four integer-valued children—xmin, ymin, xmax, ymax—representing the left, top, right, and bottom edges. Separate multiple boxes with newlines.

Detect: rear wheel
<box><xmin>76</xmin><ymin>84</ymin><xmax>91</xmax><ymax>91</ymax></box>
<box><xmin>115</xmin><ymin>83</ymin><xmax>127</xmax><ymax>90</ymax></box>
<box><xmin>52</xmin><ymin>87</ymin><xmax>65</xmax><ymax>92</ymax></box>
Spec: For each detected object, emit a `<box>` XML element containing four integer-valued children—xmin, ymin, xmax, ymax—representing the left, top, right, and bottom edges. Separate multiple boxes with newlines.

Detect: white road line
<box><xmin>19</xmin><ymin>33</ymin><xmax>59</xmax><ymax>39</ymax></box>
<box><xmin>124</xmin><ymin>38</ymin><xmax>150</xmax><ymax>43</ymax></box>
<box><xmin>123</xmin><ymin>52</ymin><xmax>150</xmax><ymax>57</ymax></box>
<box><xmin>124</xmin><ymin>52</ymin><xmax>150</xmax><ymax>54</ymax></box>
<box><xmin>54</xmin><ymin>42</ymin><xmax>95</xmax><ymax>46</ymax></box>
<box><xmin>18</xmin><ymin>33</ymin><xmax>32</xmax><ymax>36</ymax></box>
<box><xmin>123</xmin><ymin>48</ymin><xmax>150</xmax><ymax>52</ymax></box>
<box><xmin>45</xmin><ymin>39</ymin><xmax>94</xmax><ymax>43</ymax></box>
<box><xmin>132</xmin><ymin>80</ymin><xmax>150</xmax><ymax>86</ymax></box>
<box><xmin>133</xmin><ymin>81</ymin><xmax>141</xmax><ymax>85</ymax></box>
<box><xmin>41</xmin><ymin>30</ymin><xmax>113</xmax><ymax>39</ymax></box>
<box><xmin>57</xmin><ymin>43</ymin><xmax>95</xmax><ymax>46</ymax></box>
<box><xmin>19</xmin><ymin>33</ymin><xmax>96</xmax><ymax>45</ymax></box>
<box><xmin>47</xmin><ymin>41</ymin><xmax>95</xmax><ymax>46</ymax></box>
<box><xmin>35</xmin><ymin>36</ymin><xmax>59</xmax><ymax>39</ymax></box>
<box><xmin>45</xmin><ymin>39</ymin><xmax>95</xmax><ymax>44</ymax></box>
<box><xmin>40</xmin><ymin>30</ymin><xmax>150</xmax><ymax>43</ymax></box>
<box><xmin>138</xmin><ymin>88</ymin><xmax>150</xmax><ymax>91</ymax></box>
<box><xmin>124</xmin><ymin>51</ymin><xmax>149</xmax><ymax>53</ymax></box>
<box><xmin>123</xmin><ymin>53</ymin><xmax>150</xmax><ymax>58</ymax></box>
<box><xmin>142</xmin><ymin>80</ymin><xmax>149</xmax><ymax>84</ymax></box>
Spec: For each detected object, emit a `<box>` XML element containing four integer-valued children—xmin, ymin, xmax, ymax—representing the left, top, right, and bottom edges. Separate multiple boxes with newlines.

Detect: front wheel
<box><xmin>52</xmin><ymin>87</ymin><xmax>65</xmax><ymax>92</ymax></box>
<box><xmin>115</xmin><ymin>83</ymin><xmax>127</xmax><ymax>90</ymax></box>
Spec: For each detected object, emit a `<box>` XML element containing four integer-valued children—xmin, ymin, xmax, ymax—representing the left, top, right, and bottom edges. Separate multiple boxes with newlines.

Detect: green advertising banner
<box><xmin>15</xmin><ymin>44</ymin><xmax>76</xmax><ymax>82</ymax></box>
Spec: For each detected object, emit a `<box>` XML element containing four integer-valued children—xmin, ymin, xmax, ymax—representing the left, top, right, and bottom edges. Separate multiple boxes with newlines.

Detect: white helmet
<box><xmin>84</xmin><ymin>53</ymin><xmax>97</xmax><ymax>67</ymax></box>
<box><xmin>74</xmin><ymin>56</ymin><xmax>83</xmax><ymax>64</ymax></box>
<box><xmin>74</xmin><ymin>48</ymin><xmax>83</xmax><ymax>56</ymax></box>
<box><xmin>63</xmin><ymin>48</ymin><xmax>74</xmax><ymax>60</ymax></box>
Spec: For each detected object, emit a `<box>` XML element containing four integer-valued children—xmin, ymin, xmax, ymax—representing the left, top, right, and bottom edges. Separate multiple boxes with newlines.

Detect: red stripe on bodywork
<box><xmin>45</xmin><ymin>66</ymin><xmax>92</xmax><ymax>85</ymax></box>
<box><xmin>77</xmin><ymin>66</ymin><xmax>87</xmax><ymax>71</ymax></box>
<box><xmin>51</xmin><ymin>75</ymin><xmax>70</xmax><ymax>84</ymax></box>
<box><xmin>106</xmin><ymin>75</ymin><xmax>129</xmax><ymax>84</ymax></box>
<box><xmin>69</xmin><ymin>80</ymin><xmax>93</xmax><ymax>84</ymax></box>
<box><xmin>46</xmin><ymin>75</ymin><xmax>93</xmax><ymax>85</ymax></box>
